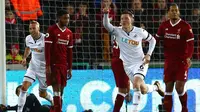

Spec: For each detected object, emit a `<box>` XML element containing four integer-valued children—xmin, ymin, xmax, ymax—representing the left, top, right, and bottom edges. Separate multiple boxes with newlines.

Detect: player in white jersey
<box><xmin>17</xmin><ymin>21</ymin><xmax>53</xmax><ymax>112</ymax></box>
<box><xmin>103</xmin><ymin>8</ymin><xmax>164</xmax><ymax>112</ymax></box>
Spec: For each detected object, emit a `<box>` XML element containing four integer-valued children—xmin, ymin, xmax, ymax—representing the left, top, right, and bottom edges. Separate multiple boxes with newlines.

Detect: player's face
<box><xmin>59</xmin><ymin>14</ymin><xmax>70</xmax><ymax>26</ymax></box>
<box><xmin>29</xmin><ymin>24</ymin><xmax>39</xmax><ymax>37</ymax></box>
<box><xmin>120</xmin><ymin>14</ymin><xmax>133</xmax><ymax>28</ymax></box>
<box><xmin>168</xmin><ymin>5</ymin><xmax>180</xmax><ymax>20</ymax></box>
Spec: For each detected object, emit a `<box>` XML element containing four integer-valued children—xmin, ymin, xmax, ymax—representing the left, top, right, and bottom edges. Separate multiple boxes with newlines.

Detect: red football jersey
<box><xmin>112</xmin><ymin>39</ymin><xmax>120</xmax><ymax>58</ymax></box>
<box><xmin>156</xmin><ymin>19</ymin><xmax>194</xmax><ymax>59</ymax></box>
<box><xmin>45</xmin><ymin>24</ymin><xmax>73</xmax><ymax>66</ymax></box>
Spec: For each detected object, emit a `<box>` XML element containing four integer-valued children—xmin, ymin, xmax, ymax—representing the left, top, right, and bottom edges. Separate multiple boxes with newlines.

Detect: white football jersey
<box><xmin>25</xmin><ymin>33</ymin><xmax>45</xmax><ymax>74</ymax></box>
<box><xmin>111</xmin><ymin>26</ymin><xmax>152</xmax><ymax>65</ymax></box>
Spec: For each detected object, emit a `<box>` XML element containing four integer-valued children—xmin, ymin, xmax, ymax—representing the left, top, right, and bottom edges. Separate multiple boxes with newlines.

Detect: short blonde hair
<box><xmin>30</xmin><ymin>20</ymin><xmax>40</xmax><ymax>28</ymax></box>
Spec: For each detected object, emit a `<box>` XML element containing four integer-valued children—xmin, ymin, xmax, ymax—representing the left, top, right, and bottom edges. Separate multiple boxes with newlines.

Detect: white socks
<box><xmin>17</xmin><ymin>89</ymin><xmax>27</xmax><ymax>112</ymax></box>
<box><xmin>133</xmin><ymin>90</ymin><xmax>141</xmax><ymax>112</ymax></box>
<box><xmin>146</xmin><ymin>84</ymin><xmax>158</xmax><ymax>93</ymax></box>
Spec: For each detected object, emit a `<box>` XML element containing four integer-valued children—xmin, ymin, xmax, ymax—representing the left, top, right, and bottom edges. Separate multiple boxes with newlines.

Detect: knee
<box><xmin>175</xmin><ymin>81</ymin><xmax>186</xmax><ymax>94</ymax></box>
<box><xmin>118</xmin><ymin>88</ymin><xmax>129</xmax><ymax>94</ymax></box>
<box><xmin>133</xmin><ymin>83</ymin><xmax>140</xmax><ymax>90</ymax></box>
<box><xmin>21</xmin><ymin>85</ymin><xmax>28</xmax><ymax>91</ymax></box>
<box><xmin>39</xmin><ymin>91</ymin><xmax>47</xmax><ymax>98</ymax></box>
<box><xmin>140</xmin><ymin>87</ymin><xmax>147</xmax><ymax>95</ymax></box>
<box><xmin>175</xmin><ymin>86</ymin><xmax>184</xmax><ymax>94</ymax></box>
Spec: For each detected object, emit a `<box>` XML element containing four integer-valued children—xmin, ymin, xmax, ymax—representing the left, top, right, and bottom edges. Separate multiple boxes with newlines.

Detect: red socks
<box><xmin>179</xmin><ymin>93</ymin><xmax>188</xmax><ymax>112</ymax></box>
<box><xmin>164</xmin><ymin>95</ymin><xmax>172</xmax><ymax>112</ymax></box>
<box><xmin>53</xmin><ymin>96</ymin><xmax>62</xmax><ymax>112</ymax></box>
<box><xmin>113</xmin><ymin>94</ymin><xmax>125</xmax><ymax>112</ymax></box>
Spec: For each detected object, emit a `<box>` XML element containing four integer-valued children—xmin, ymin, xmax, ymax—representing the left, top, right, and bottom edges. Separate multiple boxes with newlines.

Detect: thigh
<box><xmin>51</xmin><ymin>65</ymin><xmax>68</xmax><ymax>87</ymax></box>
<box><xmin>133</xmin><ymin>62</ymin><xmax>149</xmax><ymax>79</ymax></box>
<box><xmin>124</xmin><ymin>62</ymin><xmax>148</xmax><ymax>82</ymax></box>
<box><xmin>165</xmin><ymin>82</ymin><xmax>175</xmax><ymax>93</ymax></box>
<box><xmin>111</xmin><ymin>58</ymin><xmax>129</xmax><ymax>88</ymax></box>
<box><xmin>175</xmin><ymin>60</ymin><xmax>189</xmax><ymax>82</ymax></box>
<box><xmin>23</xmin><ymin>69</ymin><xmax>36</xmax><ymax>84</ymax></box>
<box><xmin>164</xmin><ymin>60</ymin><xmax>176</xmax><ymax>83</ymax></box>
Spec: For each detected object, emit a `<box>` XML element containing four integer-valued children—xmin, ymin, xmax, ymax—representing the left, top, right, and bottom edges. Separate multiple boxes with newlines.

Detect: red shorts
<box><xmin>164</xmin><ymin>59</ymin><xmax>189</xmax><ymax>83</ymax></box>
<box><xmin>111</xmin><ymin>57</ymin><xmax>129</xmax><ymax>88</ymax></box>
<box><xmin>46</xmin><ymin>64</ymin><xmax>68</xmax><ymax>87</ymax></box>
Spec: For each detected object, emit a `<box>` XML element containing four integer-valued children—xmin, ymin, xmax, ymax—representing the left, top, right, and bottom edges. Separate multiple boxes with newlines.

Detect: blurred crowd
<box><xmin>5</xmin><ymin>0</ymin><xmax>200</xmax><ymax>66</ymax></box>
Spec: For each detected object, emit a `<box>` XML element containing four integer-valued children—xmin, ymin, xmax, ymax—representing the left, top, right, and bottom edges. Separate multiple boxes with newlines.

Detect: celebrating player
<box><xmin>17</xmin><ymin>21</ymin><xmax>53</xmax><ymax>112</ymax></box>
<box><xmin>45</xmin><ymin>9</ymin><xmax>73</xmax><ymax>112</ymax></box>
<box><xmin>112</xmin><ymin>37</ymin><xmax>130</xmax><ymax>112</ymax></box>
<box><xmin>156</xmin><ymin>3</ymin><xmax>194</xmax><ymax>112</ymax></box>
<box><xmin>103</xmin><ymin>8</ymin><xmax>164</xmax><ymax>112</ymax></box>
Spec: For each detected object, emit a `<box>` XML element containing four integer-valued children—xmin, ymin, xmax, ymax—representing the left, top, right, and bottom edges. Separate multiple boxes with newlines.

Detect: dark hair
<box><xmin>168</xmin><ymin>3</ymin><xmax>179</xmax><ymax>11</ymax></box>
<box><xmin>121</xmin><ymin>10</ymin><xmax>134</xmax><ymax>18</ymax></box>
<box><xmin>57</xmin><ymin>9</ymin><xmax>68</xmax><ymax>18</ymax></box>
<box><xmin>15</xmin><ymin>85</ymin><xmax>22</xmax><ymax>95</ymax></box>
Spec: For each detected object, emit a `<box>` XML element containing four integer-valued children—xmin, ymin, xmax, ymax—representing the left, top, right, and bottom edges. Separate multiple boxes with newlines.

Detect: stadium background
<box><xmin>2</xmin><ymin>0</ymin><xmax>200</xmax><ymax>111</ymax></box>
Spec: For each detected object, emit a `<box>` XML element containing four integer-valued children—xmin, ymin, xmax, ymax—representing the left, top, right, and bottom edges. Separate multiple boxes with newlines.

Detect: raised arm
<box><xmin>102</xmin><ymin>7</ymin><xmax>114</xmax><ymax>32</ymax></box>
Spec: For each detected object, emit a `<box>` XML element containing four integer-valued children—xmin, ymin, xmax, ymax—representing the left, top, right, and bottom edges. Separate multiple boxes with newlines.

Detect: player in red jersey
<box><xmin>156</xmin><ymin>3</ymin><xmax>194</xmax><ymax>112</ymax></box>
<box><xmin>111</xmin><ymin>37</ymin><xmax>130</xmax><ymax>112</ymax></box>
<box><xmin>45</xmin><ymin>10</ymin><xmax>73</xmax><ymax>112</ymax></box>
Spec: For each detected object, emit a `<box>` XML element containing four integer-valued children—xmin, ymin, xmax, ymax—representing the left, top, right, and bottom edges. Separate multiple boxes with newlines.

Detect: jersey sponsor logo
<box><xmin>121</xmin><ymin>38</ymin><xmax>139</xmax><ymax>46</ymax></box>
<box><xmin>165</xmin><ymin>33</ymin><xmax>180</xmax><ymax>39</ymax></box>
<box><xmin>31</xmin><ymin>48</ymin><xmax>43</xmax><ymax>53</ymax></box>
<box><xmin>57</xmin><ymin>38</ymin><xmax>69</xmax><ymax>45</ymax></box>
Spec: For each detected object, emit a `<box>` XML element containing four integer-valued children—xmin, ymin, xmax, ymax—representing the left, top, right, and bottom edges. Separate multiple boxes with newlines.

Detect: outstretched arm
<box><xmin>102</xmin><ymin>7</ymin><xmax>114</xmax><ymax>33</ymax></box>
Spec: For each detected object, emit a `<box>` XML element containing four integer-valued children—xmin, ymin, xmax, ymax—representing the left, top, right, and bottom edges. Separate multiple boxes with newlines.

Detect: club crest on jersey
<box><xmin>121</xmin><ymin>38</ymin><xmax>139</xmax><ymax>46</ymax></box>
<box><xmin>177</xmin><ymin>28</ymin><xmax>181</xmax><ymax>34</ymax></box>
<box><xmin>45</xmin><ymin>33</ymin><xmax>49</xmax><ymax>38</ymax></box>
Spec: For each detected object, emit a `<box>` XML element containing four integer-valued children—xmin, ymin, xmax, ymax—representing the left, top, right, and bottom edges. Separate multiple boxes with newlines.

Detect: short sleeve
<box><xmin>45</xmin><ymin>27</ymin><xmax>54</xmax><ymax>44</ymax></box>
<box><xmin>185</xmin><ymin>23</ymin><xmax>194</xmax><ymax>42</ymax></box>
<box><xmin>141</xmin><ymin>29</ymin><xmax>152</xmax><ymax>41</ymax></box>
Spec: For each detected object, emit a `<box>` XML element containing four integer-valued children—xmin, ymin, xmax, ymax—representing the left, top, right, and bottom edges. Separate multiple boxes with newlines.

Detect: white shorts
<box><xmin>23</xmin><ymin>69</ymin><xmax>47</xmax><ymax>91</ymax></box>
<box><xmin>123</xmin><ymin>62</ymin><xmax>149</xmax><ymax>81</ymax></box>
